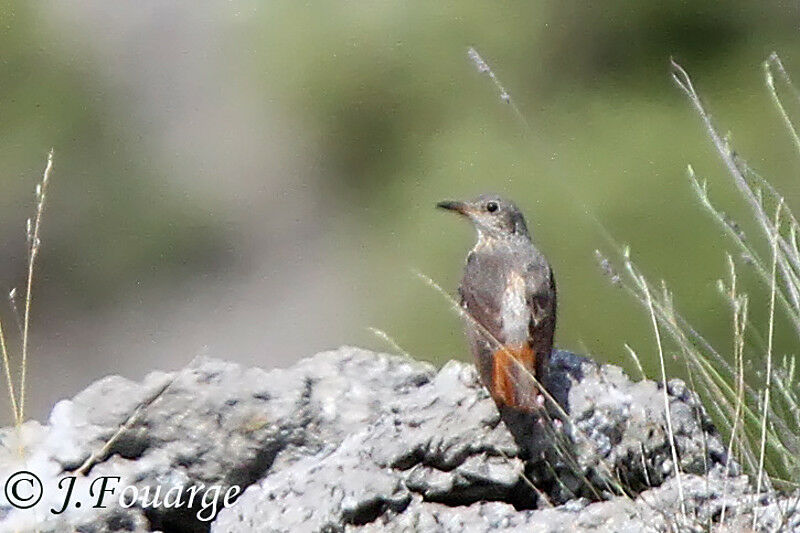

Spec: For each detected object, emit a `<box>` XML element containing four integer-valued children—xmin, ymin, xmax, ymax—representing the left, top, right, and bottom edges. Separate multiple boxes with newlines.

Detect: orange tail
<box><xmin>491</xmin><ymin>345</ymin><xmax>537</xmax><ymax>410</ymax></box>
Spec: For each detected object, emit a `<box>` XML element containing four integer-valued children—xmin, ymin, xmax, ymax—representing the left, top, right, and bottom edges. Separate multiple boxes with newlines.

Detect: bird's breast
<box><xmin>501</xmin><ymin>271</ymin><xmax>528</xmax><ymax>344</ymax></box>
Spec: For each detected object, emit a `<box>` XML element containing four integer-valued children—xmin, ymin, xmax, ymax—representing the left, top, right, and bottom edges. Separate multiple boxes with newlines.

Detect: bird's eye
<box><xmin>486</xmin><ymin>201</ymin><xmax>498</xmax><ymax>213</ymax></box>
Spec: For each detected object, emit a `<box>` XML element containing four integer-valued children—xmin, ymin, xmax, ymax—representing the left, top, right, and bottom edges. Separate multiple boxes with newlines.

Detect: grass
<box><xmin>1</xmin><ymin>149</ymin><xmax>54</xmax><ymax>451</ymax></box>
<box><xmin>595</xmin><ymin>54</ymin><xmax>800</xmax><ymax>527</ymax></box>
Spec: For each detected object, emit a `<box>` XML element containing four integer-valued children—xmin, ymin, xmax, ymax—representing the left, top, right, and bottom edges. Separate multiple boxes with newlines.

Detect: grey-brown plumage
<box><xmin>437</xmin><ymin>194</ymin><xmax>556</xmax><ymax>412</ymax></box>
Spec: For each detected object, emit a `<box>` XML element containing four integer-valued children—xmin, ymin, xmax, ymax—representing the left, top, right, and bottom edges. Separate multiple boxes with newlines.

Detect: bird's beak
<box><xmin>436</xmin><ymin>200</ymin><xmax>469</xmax><ymax>215</ymax></box>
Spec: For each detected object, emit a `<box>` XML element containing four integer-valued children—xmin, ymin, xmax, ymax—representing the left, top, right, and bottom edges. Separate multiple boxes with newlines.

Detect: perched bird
<box><xmin>437</xmin><ymin>194</ymin><xmax>556</xmax><ymax>412</ymax></box>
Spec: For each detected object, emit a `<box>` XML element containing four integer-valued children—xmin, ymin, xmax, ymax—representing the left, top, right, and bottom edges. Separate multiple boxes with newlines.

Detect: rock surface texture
<box><xmin>0</xmin><ymin>347</ymin><xmax>797</xmax><ymax>532</ymax></box>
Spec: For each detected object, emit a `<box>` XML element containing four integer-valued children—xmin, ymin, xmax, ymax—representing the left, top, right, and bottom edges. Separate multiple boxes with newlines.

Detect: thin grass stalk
<box><xmin>721</xmin><ymin>257</ymin><xmax>748</xmax><ymax>526</ymax></box>
<box><xmin>659</xmin><ymin>321</ymin><xmax>774</xmax><ymax>482</ymax></box>
<box><xmin>689</xmin><ymin>167</ymin><xmax>800</xmax><ymax>337</ymax></box>
<box><xmin>623</xmin><ymin>249</ymin><xmax>796</xmax><ymax>455</ymax></box>
<box><xmin>753</xmin><ymin>201</ymin><xmax>783</xmax><ymax>527</ymax></box>
<box><xmin>765</xmin><ymin>56</ymin><xmax>800</xmax><ymax>159</ymax></box>
<box><xmin>19</xmin><ymin>149</ymin><xmax>53</xmax><ymax>421</ymax></box>
<box><xmin>641</xmin><ymin>278</ymin><xmax>686</xmax><ymax>519</ymax></box>
<box><xmin>716</xmin><ymin>261</ymin><xmax>768</xmax><ymax>357</ymax></box>
<box><xmin>766</xmin><ymin>53</ymin><xmax>800</xmax><ymax>105</ymax></box>
<box><xmin>671</xmin><ymin>61</ymin><xmax>770</xmax><ymax>236</ymax></box>
<box><xmin>622</xmin><ymin>256</ymin><xmax>743</xmax><ymax>411</ymax></box>
<box><xmin>620</xmin><ymin>246</ymin><xmax>736</xmax><ymax>382</ymax></box>
<box><xmin>1</xmin><ymin>318</ymin><xmax>19</xmax><ymax>427</ymax></box>
<box><xmin>467</xmin><ymin>47</ymin><xmax>530</xmax><ymax>133</ymax></box>
<box><xmin>8</xmin><ymin>289</ymin><xmax>23</xmax><ymax>338</ymax></box>
<box><xmin>623</xmin><ymin>343</ymin><xmax>646</xmax><ymax>380</ymax></box>
<box><xmin>742</xmin><ymin>158</ymin><xmax>800</xmax><ymax>247</ymax></box>
<box><xmin>673</xmin><ymin>61</ymin><xmax>800</xmax><ymax>322</ymax></box>
<box><xmin>651</xmin><ymin>298</ymin><xmax>780</xmax><ymax>475</ymax></box>
<box><xmin>617</xmin><ymin>251</ymin><xmax>768</xmax><ymax>474</ymax></box>
<box><xmin>773</xmin><ymin>357</ymin><xmax>800</xmax><ymax>426</ymax></box>
<box><xmin>367</xmin><ymin>327</ymin><xmax>413</xmax><ymax>359</ymax></box>
<box><xmin>677</xmin><ymin>340</ymin><xmax>710</xmax><ymax>528</ymax></box>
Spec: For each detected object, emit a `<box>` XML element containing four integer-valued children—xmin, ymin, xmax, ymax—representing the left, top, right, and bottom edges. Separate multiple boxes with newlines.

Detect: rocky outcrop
<box><xmin>0</xmin><ymin>347</ymin><xmax>796</xmax><ymax>532</ymax></box>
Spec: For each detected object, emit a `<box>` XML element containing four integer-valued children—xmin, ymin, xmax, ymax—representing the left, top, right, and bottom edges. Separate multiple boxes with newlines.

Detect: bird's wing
<box><xmin>460</xmin><ymin>251</ymin><xmax>509</xmax><ymax>398</ymax></box>
<box><xmin>525</xmin><ymin>263</ymin><xmax>557</xmax><ymax>360</ymax></box>
<box><xmin>460</xmin><ymin>251</ymin><xmax>505</xmax><ymax>345</ymax></box>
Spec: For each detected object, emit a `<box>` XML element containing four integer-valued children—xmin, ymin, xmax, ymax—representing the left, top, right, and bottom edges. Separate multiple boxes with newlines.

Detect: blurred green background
<box><xmin>1</xmin><ymin>1</ymin><xmax>799</xmax><ymax>423</ymax></box>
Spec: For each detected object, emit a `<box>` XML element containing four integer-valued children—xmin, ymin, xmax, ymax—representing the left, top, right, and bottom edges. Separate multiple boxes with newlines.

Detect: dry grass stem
<box><xmin>467</xmin><ymin>47</ymin><xmax>530</xmax><ymax>132</ymax></box>
<box><xmin>1</xmin><ymin>318</ymin><xmax>18</xmax><ymax>427</ymax></box>
<box><xmin>753</xmin><ymin>199</ymin><xmax>783</xmax><ymax>527</ymax></box>
<box><xmin>642</xmin><ymin>279</ymin><xmax>687</xmax><ymax>518</ymax></box>
<box><xmin>367</xmin><ymin>327</ymin><xmax>413</xmax><ymax>359</ymax></box>
<box><xmin>1</xmin><ymin>150</ymin><xmax>54</xmax><ymax>437</ymax></box>
<box><xmin>19</xmin><ymin>149</ymin><xmax>54</xmax><ymax>422</ymax></box>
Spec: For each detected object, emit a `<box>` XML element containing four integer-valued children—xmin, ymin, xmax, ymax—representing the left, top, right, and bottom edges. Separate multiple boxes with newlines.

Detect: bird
<box><xmin>437</xmin><ymin>194</ymin><xmax>556</xmax><ymax>412</ymax></box>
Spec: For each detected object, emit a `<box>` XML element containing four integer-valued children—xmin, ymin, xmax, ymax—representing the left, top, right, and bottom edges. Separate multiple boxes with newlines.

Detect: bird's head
<box><xmin>436</xmin><ymin>194</ymin><xmax>529</xmax><ymax>241</ymax></box>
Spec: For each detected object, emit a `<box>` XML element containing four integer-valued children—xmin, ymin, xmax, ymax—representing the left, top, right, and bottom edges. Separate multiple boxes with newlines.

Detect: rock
<box><xmin>1</xmin><ymin>348</ymin><xmax>434</xmax><ymax>532</ymax></box>
<box><xmin>0</xmin><ymin>347</ymin><xmax>795</xmax><ymax>532</ymax></box>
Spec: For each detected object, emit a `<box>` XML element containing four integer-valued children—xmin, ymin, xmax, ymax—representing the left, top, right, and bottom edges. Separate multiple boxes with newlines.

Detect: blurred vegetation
<box><xmin>2</xmin><ymin>1</ymin><xmax>800</xmax><ymax>387</ymax></box>
<box><xmin>0</xmin><ymin>2</ymin><xmax>227</xmax><ymax>314</ymax></box>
